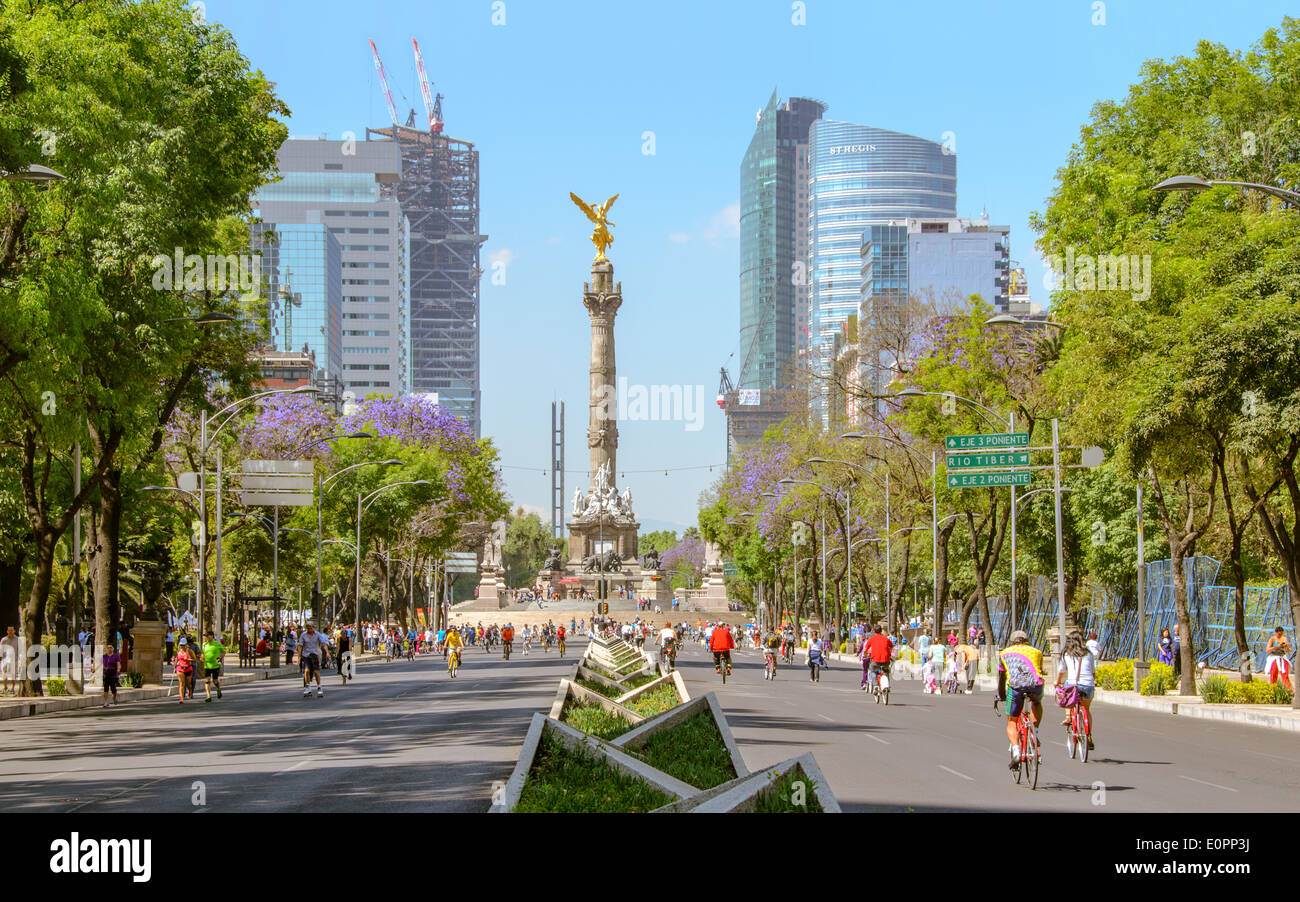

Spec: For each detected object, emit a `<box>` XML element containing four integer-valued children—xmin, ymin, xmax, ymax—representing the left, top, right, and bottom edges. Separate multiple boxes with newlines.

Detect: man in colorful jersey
<box><xmin>997</xmin><ymin>629</ymin><xmax>1044</xmax><ymax>766</ymax></box>
<box><xmin>201</xmin><ymin>630</ymin><xmax>224</xmax><ymax>702</ymax></box>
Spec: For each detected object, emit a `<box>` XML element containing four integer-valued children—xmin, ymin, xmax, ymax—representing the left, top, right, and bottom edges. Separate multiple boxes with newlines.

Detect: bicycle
<box><xmin>503</xmin><ymin>641</ymin><xmax>511</xmax><ymax>661</ymax></box>
<box><xmin>995</xmin><ymin>697</ymin><xmax>1040</xmax><ymax>789</ymax></box>
<box><xmin>1064</xmin><ymin>696</ymin><xmax>1092</xmax><ymax>762</ymax></box>
<box><xmin>943</xmin><ymin>671</ymin><xmax>960</xmax><ymax>695</ymax></box>
<box><xmin>557</xmin><ymin>638</ymin><xmax>565</xmax><ymax>658</ymax></box>
<box><xmin>661</xmin><ymin>644</ymin><xmax>676</xmax><ymax>674</ymax></box>
<box><xmin>447</xmin><ymin>648</ymin><xmax>461</xmax><ymax>679</ymax></box>
<box><xmin>764</xmin><ymin>651</ymin><xmax>777</xmax><ymax>681</ymax></box>
<box><xmin>714</xmin><ymin>652</ymin><xmax>731</xmax><ymax>684</ymax></box>
<box><xmin>870</xmin><ymin>663</ymin><xmax>890</xmax><ymax>705</ymax></box>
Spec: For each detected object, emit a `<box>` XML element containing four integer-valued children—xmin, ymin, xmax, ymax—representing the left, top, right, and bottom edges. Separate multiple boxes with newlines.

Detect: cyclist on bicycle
<box><xmin>444</xmin><ymin>627</ymin><xmax>465</xmax><ymax>671</ymax></box>
<box><xmin>997</xmin><ymin>629</ymin><xmax>1045</xmax><ymax>768</ymax></box>
<box><xmin>659</xmin><ymin>621</ymin><xmax>677</xmax><ymax>667</ymax></box>
<box><xmin>781</xmin><ymin>625</ymin><xmax>796</xmax><ymax>662</ymax></box>
<box><xmin>862</xmin><ymin>624</ymin><xmax>894</xmax><ymax>691</ymax></box>
<box><xmin>556</xmin><ymin>624</ymin><xmax>566</xmax><ymax>656</ymax></box>
<box><xmin>763</xmin><ymin>629</ymin><xmax>781</xmax><ymax>675</ymax></box>
<box><xmin>1056</xmin><ymin>628</ymin><xmax>1096</xmax><ymax>750</ymax></box>
<box><xmin>710</xmin><ymin>621</ymin><xmax>734</xmax><ymax>676</ymax></box>
<box><xmin>501</xmin><ymin>623</ymin><xmax>515</xmax><ymax>658</ymax></box>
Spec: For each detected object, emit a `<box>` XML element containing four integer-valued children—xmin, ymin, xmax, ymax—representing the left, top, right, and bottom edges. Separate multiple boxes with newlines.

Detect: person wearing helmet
<box><xmin>997</xmin><ymin>630</ymin><xmax>1045</xmax><ymax>767</ymax></box>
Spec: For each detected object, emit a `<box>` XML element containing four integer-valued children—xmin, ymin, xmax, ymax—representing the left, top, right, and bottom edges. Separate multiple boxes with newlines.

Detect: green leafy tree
<box><xmin>1033</xmin><ymin>17</ymin><xmax>1300</xmax><ymax>694</ymax></box>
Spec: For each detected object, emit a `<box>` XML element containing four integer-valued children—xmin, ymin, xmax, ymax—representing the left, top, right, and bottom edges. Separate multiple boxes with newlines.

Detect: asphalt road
<box><xmin>0</xmin><ymin>640</ymin><xmax>583</xmax><ymax>813</ymax></box>
<box><xmin>670</xmin><ymin>640</ymin><xmax>1300</xmax><ymax>812</ymax></box>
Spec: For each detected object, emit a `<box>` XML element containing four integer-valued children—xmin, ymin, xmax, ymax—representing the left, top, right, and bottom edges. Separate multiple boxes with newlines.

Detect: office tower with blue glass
<box><xmin>252</xmin><ymin>139</ymin><xmax>410</xmax><ymax>398</ymax></box>
<box><xmin>248</xmin><ymin>221</ymin><xmax>344</xmax><ymax>384</ymax></box>
<box><xmin>727</xmin><ymin>91</ymin><xmax>825</xmax><ymax>458</ymax></box>
<box><xmin>807</xmin><ymin>123</ymin><xmax>956</xmax><ymax>420</ymax></box>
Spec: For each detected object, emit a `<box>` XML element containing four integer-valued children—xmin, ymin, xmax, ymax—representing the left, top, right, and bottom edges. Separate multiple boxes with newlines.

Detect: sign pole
<box><xmin>1008</xmin><ymin>412</ymin><xmax>1016</xmax><ymax>646</ymax></box>
<box><xmin>1052</xmin><ymin>418</ymin><xmax>1067</xmax><ymax>649</ymax></box>
<box><xmin>1137</xmin><ymin>481</ymin><xmax>1145</xmax><ymax>661</ymax></box>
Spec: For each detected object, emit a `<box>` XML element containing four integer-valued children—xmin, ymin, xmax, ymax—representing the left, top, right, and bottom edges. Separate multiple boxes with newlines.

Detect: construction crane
<box><xmin>368</xmin><ymin>39</ymin><xmax>399</xmax><ymax>127</ymax></box>
<box><xmin>412</xmin><ymin>38</ymin><xmax>443</xmax><ymax>134</ymax></box>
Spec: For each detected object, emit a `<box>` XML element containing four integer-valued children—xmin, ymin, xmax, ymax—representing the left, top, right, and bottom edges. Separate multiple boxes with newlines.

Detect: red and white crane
<box><xmin>412</xmin><ymin>38</ymin><xmax>443</xmax><ymax>134</ymax></box>
<box><xmin>368</xmin><ymin>39</ymin><xmax>399</xmax><ymax>127</ymax></box>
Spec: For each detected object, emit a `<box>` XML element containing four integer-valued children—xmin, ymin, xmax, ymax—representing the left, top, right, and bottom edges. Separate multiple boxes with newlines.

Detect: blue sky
<box><xmin>210</xmin><ymin>0</ymin><xmax>1296</xmax><ymax>534</ymax></box>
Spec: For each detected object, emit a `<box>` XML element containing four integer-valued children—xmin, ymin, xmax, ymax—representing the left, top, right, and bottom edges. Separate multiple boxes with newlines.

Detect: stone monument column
<box><xmin>585</xmin><ymin>259</ymin><xmax>622</xmax><ymax>482</ymax></box>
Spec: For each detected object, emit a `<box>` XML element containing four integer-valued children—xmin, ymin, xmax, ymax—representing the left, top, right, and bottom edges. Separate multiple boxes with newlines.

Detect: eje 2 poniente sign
<box><xmin>947</xmin><ymin>451</ymin><xmax>1030</xmax><ymax>469</ymax></box>
<box><xmin>947</xmin><ymin>471</ymin><xmax>1032</xmax><ymax>488</ymax></box>
<box><xmin>945</xmin><ymin>433</ymin><xmax>1029</xmax><ymax>450</ymax></box>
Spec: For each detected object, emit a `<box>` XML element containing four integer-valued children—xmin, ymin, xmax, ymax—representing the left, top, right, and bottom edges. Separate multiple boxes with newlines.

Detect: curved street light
<box><xmin>352</xmin><ymin>480</ymin><xmax>432</xmax><ymax>654</ymax></box>
<box><xmin>1152</xmin><ymin>174</ymin><xmax>1300</xmax><ymax>207</ymax></box>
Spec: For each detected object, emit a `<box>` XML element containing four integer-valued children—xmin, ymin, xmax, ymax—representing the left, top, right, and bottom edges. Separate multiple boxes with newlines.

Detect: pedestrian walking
<box><xmin>201</xmin><ymin>630</ymin><xmax>224</xmax><ymax>702</ymax></box>
<box><xmin>0</xmin><ymin>626</ymin><xmax>19</xmax><ymax>696</ymax></box>
<box><xmin>1158</xmin><ymin>628</ymin><xmax>1174</xmax><ymax>666</ymax></box>
<box><xmin>174</xmin><ymin>638</ymin><xmax>197</xmax><ymax>704</ymax></box>
<box><xmin>807</xmin><ymin>632</ymin><xmax>823</xmax><ymax>683</ymax></box>
<box><xmin>99</xmin><ymin>644</ymin><xmax>121</xmax><ymax>708</ymax></box>
<box><xmin>1266</xmin><ymin>625</ymin><xmax>1293</xmax><ymax>689</ymax></box>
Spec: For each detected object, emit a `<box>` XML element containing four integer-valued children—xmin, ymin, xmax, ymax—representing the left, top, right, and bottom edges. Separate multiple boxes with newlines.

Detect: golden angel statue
<box><xmin>570</xmin><ymin>191</ymin><xmax>619</xmax><ymax>261</ymax></box>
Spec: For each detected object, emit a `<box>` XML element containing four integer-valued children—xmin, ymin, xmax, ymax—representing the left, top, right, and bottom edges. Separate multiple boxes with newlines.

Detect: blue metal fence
<box><xmin>967</xmin><ymin>556</ymin><xmax>1295</xmax><ymax>665</ymax></box>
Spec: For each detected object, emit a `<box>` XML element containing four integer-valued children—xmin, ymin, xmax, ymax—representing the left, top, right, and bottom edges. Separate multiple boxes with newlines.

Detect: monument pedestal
<box><xmin>467</xmin><ymin>566</ymin><xmax>508</xmax><ymax>610</ymax></box>
<box><xmin>131</xmin><ymin>619</ymin><xmax>167</xmax><ymax>686</ymax></box>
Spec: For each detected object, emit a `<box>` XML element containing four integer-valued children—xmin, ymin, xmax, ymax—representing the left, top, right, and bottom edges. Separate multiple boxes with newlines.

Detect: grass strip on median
<box><xmin>515</xmin><ymin>731</ymin><xmax>673</xmax><ymax>813</ymax></box>
<box><xmin>558</xmin><ymin>698</ymin><xmax>633</xmax><ymax>740</ymax></box>
<box><xmin>633</xmin><ymin>709</ymin><xmax>736</xmax><ymax>790</ymax></box>
<box><xmin>625</xmin><ymin>683</ymin><xmax>680</xmax><ymax>718</ymax></box>
<box><xmin>574</xmin><ymin>676</ymin><xmax>621</xmax><ymax>699</ymax></box>
<box><xmin>754</xmin><ymin>768</ymin><xmax>825</xmax><ymax>813</ymax></box>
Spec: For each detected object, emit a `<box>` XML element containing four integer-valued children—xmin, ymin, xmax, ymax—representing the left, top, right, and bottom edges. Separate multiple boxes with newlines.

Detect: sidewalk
<box><xmin>0</xmin><ymin>651</ymin><xmax>386</xmax><ymax>720</ymax></box>
<box><xmin>815</xmin><ymin>646</ymin><xmax>1300</xmax><ymax>734</ymax></box>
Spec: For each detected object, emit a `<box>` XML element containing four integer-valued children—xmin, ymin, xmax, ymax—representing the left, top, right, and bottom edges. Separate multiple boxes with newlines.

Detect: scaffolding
<box><xmin>367</xmin><ymin>124</ymin><xmax>486</xmax><ymax>436</ymax></box>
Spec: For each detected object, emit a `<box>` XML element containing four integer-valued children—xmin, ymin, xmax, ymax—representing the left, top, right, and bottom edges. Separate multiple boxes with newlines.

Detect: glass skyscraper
<box><xmin>808</xmin><ymin>122</ymin><xmax>955</xmax><ymax>416</ymax></box>
<box><xmin>739</xmin><ymin>91</ymin><xmax>826</xmax><ymax>397</ymax></box>
<box><xmin>250</xmin><ymin>222</ymin><xmax>343</xmax><ymax>383</ymax></box>
<box><xmin>253</xmin><ymin>139</ymin><xmax>410</xmax><ymax>398</ymax></box>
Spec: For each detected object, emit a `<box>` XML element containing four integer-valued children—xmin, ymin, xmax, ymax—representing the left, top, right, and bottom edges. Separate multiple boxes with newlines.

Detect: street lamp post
<box><xmin>353</xmin><ymin>480</ymin><xmax>430</xmax><ymax>672</ymax></box>
<box><xmin>198</xmin><ymin>385</ymin><xmax>318</xmax><ymax>639</ymax></box>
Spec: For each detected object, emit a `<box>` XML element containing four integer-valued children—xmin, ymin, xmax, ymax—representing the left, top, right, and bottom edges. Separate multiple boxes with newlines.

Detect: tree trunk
<box><xmin>21</xmin><ymin>532</ymin><xmax>56</xmax><ymax>695</ymax></box>
<box><xmin>94</xmin><ymin>468</ymin><xmax>124</xmax><ymax>678</ymax></box>
<box><xmin>1149</xmin><ymin>469</ymin><xmax>1215</xmax><ymax>697</ymax></box>
<box><xmin>934</xmin><ymin>522</ymin><xmax>955</xmax><ymax>634</ymax></box>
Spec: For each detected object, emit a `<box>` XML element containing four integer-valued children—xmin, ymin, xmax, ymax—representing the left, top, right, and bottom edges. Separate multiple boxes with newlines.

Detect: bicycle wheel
<box><xmin>883</xmin><ymin>686</ymin><xmax>890</xmax><ymax>706</ymax></box>
<box><xmin>1080</xmin><ymin>707</ymin><xmax>1091</xmax><ymax>763</ymax></box>
<box><xmin>1028</xmin><ymin>730</ymin><xmax>1040</xmax><ymax>789</ymax></box>
<box><xmin>1066</xmin><ymin>717</ymin><xmax>1077</xmax><ymax>759</ymax></box>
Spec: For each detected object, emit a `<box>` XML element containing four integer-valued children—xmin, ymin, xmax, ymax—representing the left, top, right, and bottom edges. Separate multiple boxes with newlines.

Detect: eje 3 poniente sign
<box><xmin>947</xmin><ymin>451</ymin><xmax>1030</xmax><ymax>469</ymax></box>
<box><xmin>944</xmin><ymin>433</ymin><xmax>1029</xmax><ymax>450</ymax></box>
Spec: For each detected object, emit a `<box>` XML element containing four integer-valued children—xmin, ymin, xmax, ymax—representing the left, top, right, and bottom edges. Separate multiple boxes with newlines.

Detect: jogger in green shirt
<box><xmin>201</xmin><ymin>630</ymin><xmax>225</xmax><ymax>702</ymax></box>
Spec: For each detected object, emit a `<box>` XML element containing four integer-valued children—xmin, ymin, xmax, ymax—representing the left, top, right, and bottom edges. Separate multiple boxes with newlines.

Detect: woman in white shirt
<box><xmin>1056</xmin><ymin>628</ymin><xmax>1096</xmax><ymax>749</ymax></box>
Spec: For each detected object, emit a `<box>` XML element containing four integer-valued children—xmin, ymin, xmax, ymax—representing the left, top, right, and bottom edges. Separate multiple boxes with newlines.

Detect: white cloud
<box><xmin>701</xmin><ymin>203</ymin><xmax>740</xmax><ymax>243</ymax></box>
<box><xmin>487</xmin><ymin>247</ymin><xmax>514</xmax><ymax>267</ymax></box>
<box><xmin>668</xmin><ymin>202</ymin><xmax>739</xmax><ymax>247</ymax></box>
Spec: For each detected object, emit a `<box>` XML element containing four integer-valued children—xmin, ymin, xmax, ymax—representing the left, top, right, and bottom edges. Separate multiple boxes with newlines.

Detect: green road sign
<box><xmin>947</xmin><ymin>451</ymin><xmax>1031</xmax><ymax>469</ymax></box>
<box><xmin>947</xmin><ymin>470</ymin><xmax>1032</xmax><ymax>488</ymax></box>
<box><xmin>945</xmin><ymin>433</ymin><xmax>1029</xmax><ymax>450</ymax></box>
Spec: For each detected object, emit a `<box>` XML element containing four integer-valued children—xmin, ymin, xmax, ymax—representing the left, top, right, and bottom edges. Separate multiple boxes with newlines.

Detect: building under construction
<box><xmin>365</xmin><ymin>39</ymin><xmax>485</xmax><ymax>436</ymax></box>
